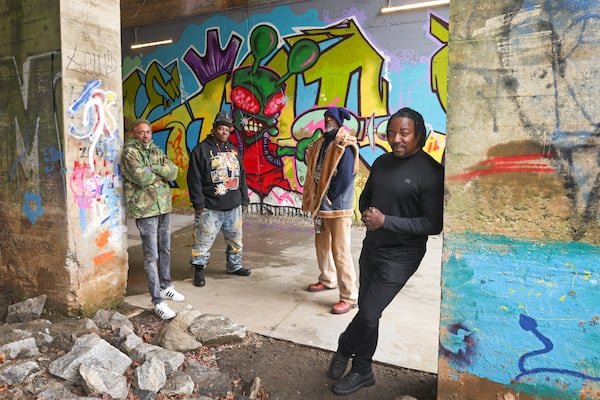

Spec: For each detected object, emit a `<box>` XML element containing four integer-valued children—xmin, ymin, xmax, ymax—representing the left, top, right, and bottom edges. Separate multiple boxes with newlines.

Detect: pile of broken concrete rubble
<box><xmin>0</xmin><ymin>295</ymin><xmax>259</xmax><ymax>399</ymax></box>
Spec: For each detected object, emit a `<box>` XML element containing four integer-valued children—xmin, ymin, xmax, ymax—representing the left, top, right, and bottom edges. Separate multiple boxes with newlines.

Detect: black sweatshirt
<box><xmin>359</xmin><ymin>149</ymin><xmax>444</xmax><ymax>249</ymax></box>
<box><xmin>187</xmin><ymin>135</ymin><xmax>249</xmax><ymax>211</ymax></box>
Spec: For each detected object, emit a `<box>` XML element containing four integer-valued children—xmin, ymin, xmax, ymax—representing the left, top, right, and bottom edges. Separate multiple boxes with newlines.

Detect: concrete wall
<box><xmin>0</xmin><ymin>0</ymin><xmax>66</xmax><ymax>307</ymax></box>
<box><xmin>120</xmin><ymin>0</ymin><xmax>449</xmax><ymax>218</ymax></box>
<box><xmin>439</xmin><ymin>1</ymin><xmax>600</xmax><ymax>399</ymax></box>
<box><xmin>0</xmin><ymin>0</ymin><xmax>127</xmax><ymax>315</ymax></box>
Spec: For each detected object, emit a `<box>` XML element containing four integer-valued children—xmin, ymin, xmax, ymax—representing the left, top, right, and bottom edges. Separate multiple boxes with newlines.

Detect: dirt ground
<box><xmin>213</xmin><ymin>331</ymin><xmax>438</xmax><ymax>400</ymax></box>
<box><xmin>127</xmin><ymin>308</ymin><xmax>438</xmax><ymax>400</ymax></box>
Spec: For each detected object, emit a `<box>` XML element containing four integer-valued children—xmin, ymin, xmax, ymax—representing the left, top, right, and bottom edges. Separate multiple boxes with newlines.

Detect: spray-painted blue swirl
<box><xmin>515</xmin><ymin>314</ymin><xmax>600</xmax><ymax>382</ymax></box>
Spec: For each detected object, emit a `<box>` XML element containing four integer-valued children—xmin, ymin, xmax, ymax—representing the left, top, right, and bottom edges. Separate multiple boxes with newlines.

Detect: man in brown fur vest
<box><xmin>302</xmin><ymin>107</ymin><xmax>359</xmax><ymax>314</ymax></box>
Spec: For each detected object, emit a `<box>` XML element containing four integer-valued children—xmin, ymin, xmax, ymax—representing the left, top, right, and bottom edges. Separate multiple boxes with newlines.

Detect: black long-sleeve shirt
<box><xmin>359</xmin><ymin>149</ymin><xmax>444</xmax><ymax>249</ymax></box>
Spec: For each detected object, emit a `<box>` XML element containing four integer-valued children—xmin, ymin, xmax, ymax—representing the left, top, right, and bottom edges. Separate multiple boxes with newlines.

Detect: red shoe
<box><xmin>307</xmin><ymin>282</ymin><xmax>335</xmax><ymax>292</ymax></box>
<box><xmin>331</xmin><ymin>301</ymin><xmax>357</xmax><ymax>314</ymax></box>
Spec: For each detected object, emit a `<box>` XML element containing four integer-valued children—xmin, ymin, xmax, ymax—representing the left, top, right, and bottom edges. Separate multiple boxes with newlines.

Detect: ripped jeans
<box><xmin>190</xmin><ymin>206</ymin><xmax>244</xmax><ymax>273</ymax></box>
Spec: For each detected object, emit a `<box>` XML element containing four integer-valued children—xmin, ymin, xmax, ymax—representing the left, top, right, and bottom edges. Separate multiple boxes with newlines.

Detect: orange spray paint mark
<box><xmin>95</xmin><ymin>230</ymin><xmax>110</xmax><ymax>248</ymax></box>
<box><xmin>93</xmin><ymin>251</ymin><xmax>115</xmax><ymax>267</ymax></box>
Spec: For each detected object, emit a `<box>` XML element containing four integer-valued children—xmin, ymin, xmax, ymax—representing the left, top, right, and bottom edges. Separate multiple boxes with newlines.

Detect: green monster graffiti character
<box><xmin>229</xmin><ymin>24</ymin><xmax>320</xmax><ymax>200</ymax></box>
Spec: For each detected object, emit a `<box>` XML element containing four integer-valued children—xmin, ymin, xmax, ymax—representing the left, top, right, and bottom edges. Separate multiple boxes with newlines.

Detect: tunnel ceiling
<box><xmin>121</xmin><ymin>0</ymin><xmax>291</xmax><ymax>28</ymax></box>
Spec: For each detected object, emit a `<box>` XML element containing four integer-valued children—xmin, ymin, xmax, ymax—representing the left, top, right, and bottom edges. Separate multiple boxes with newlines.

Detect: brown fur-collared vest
<box><xmin>302</xmin><ymin>127</ymin><xmax>359</xmax><ymax>217</ymax></box>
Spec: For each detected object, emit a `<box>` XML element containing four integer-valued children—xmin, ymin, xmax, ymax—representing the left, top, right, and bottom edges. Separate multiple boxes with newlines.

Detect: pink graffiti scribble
<box><xmin>70</xmin><ymin>161</ymin><xmax>102</xmax><ymax>208</ymax></box>
<box><xmin>269</xmin><ymin>189</ymin><xmax>298</xmax><ymax>206</ymax></box>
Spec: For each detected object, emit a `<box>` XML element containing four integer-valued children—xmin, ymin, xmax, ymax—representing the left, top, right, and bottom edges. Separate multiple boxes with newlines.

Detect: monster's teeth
<box><xmin>244</xmin><ymin>120</ymin><xmax>261</xmax><ymax>133</ymax></box>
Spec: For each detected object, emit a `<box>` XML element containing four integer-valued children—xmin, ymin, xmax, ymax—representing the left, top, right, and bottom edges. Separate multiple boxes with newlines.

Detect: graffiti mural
<box><xmin>122</xmin><ymin>5</ymin><xmax>449</xmax><ymax>214</ymax></box>
<box><xmin>229</xmin><ymin>25</ymin><xmax>320</xmax><ymax>201</ymax></box>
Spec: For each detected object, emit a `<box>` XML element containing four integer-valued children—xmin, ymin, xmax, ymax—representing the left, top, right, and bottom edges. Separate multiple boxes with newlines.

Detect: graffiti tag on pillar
<box><xmin>67</xmin><ymin>79</ymin><xmax>120</xmax><ymax>171</ymax></box>
<box><xmin>66</xmin><ymin>47</ymin><xmax>118</xmax><ymax>77</ymax></box>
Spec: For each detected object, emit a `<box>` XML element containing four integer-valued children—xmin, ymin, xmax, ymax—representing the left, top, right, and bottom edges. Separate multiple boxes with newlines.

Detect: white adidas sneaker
<box><xmin>160</xmin><ymin>286</ymin><xmax>185</xmax><ymax>302</ymax></box>
<box><xmin>154</xmin><ymin>302</ymin><xmax>176</xmax><ymax>320</ymax></box>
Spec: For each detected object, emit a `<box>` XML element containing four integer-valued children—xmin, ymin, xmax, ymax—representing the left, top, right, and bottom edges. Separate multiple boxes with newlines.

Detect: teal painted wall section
<box><xmin>441</xmin><ymin>233</ymin><xmax>600</xmax><ymax>398</ymax></box>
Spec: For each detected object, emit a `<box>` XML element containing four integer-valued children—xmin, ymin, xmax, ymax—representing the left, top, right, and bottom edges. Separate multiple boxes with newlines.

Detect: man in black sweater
<box><xmin>327</xmin><ymin>107</ymin><xmax>445</xmax><ymax>395</ymax></box>
<box><xmin>187</xmin><ymin>110</ymin><xmax>251</xmax><ymax>287</ymax></box>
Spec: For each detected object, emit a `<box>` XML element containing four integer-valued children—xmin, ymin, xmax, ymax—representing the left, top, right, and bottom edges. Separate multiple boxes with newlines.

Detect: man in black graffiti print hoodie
<box><xmin>187</xmin><ymin>110</ymin><xmax>250</xmax><ymax>287</ymax></box>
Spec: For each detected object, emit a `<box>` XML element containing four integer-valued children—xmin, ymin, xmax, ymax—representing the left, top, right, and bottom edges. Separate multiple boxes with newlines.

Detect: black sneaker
<box><xmin>332</xmin><ymin>371</ymin><xmax>375</xmax><ymax>395</ymax></box>
<box><xmin>192</xmin><ymin>264</ymin><xmax>206</xmax><ymax>287</ymax></box>
<box><xmin>327</xmin><ymin>352</ymin><xmax>349</xmax><ymax>380</ymax></box>
<box><xmin>228</xmin><ymin>267</ymin><xmax>251</xmax><ymax>276</ymax></box>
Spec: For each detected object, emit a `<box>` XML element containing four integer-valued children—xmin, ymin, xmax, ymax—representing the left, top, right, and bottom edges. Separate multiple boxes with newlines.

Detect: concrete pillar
<box><xmin>0</xmin><ymin>0</ymin><xmax>127</xmax><ymax>316</ymax></box>
<box><xmin>439</xmin><ymin>1</ymin><xmax>600</xmax><ymax>399</ymax></box>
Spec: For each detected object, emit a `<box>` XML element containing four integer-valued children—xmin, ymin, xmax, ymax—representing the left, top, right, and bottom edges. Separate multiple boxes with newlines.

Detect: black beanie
<box><xmin>324</xmin><ymin>107</ymin><xmax>351</xmax><ymax>127</ymax></box>
<box><xmin>213</xmin><ymin>110</ymin><xmax>233</xmax><ymax>128</ymax></box>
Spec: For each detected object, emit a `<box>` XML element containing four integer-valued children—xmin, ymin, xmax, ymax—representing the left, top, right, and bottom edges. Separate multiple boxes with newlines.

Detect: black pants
<box><xmin>338</xmin><ymin>243</ymin><xmax>426</xmax><ymax>373</ymax></box>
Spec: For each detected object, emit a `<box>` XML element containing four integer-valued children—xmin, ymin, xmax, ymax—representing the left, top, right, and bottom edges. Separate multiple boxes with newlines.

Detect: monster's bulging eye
<box><xmin>264</xmin><ymin>92</ymin><xmax>286</xmax><ymax>116</ymax></box>
<box><xmin>231</xmin><ymin>87</ymin><xmax>261</xmax><ymax>114</ymax></box>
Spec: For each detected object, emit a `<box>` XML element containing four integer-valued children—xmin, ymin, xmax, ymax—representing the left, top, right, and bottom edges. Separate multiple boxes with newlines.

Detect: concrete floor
<box><xmin>124</xmin><ymin>214</ymin><xmax>442</xmax><ymax>374</ymax></box>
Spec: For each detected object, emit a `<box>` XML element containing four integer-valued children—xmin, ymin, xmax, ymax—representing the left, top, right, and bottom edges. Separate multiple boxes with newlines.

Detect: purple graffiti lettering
<box><xmin>183</xmin><ymin>29</ymin><xmax>242</xmax><ymax>85</ymax></box>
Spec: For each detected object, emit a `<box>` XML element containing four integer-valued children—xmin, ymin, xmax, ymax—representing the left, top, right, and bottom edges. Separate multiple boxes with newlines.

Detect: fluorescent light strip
<box><xmin>130</xmin><ymin>39</ymin><xmax>173</xmax><ymax>50</ymax></box>
<box><xmin>381</xmin><ymin>0</ymin><xmax>449</xmax><ymax>13</ymax></box>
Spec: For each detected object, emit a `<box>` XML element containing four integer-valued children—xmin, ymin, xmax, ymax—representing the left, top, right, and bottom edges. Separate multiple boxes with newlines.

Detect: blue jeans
<box><xmin>191</xmin><ymin>206</ymin><xmax>244</xmax><ymax>273</ymax></box>
<box><xmin>135</xmin><ymin>213</ymin><xmax>172</xmax><ymax>305</ymax></box>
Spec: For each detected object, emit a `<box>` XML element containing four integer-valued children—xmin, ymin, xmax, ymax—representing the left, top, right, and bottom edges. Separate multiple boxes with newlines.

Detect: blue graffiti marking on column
<box><xmin>42</xmin><ymin>145</ymin><xmax>65</xmax><ymax>173</ymax></box>
<box><xmin>515</xmin><ymin>314</ymin><xmax>600</xmax><ymax>382</ymax></box>
<box><xmin>68</xmin><ymin>79</ymin><xmax>100</xmax><ymax>114</ymax></box>
<box><xmin>22</xmin><ymin>191</ymin><xmax>44</xmax><ymax>224</ymax></box>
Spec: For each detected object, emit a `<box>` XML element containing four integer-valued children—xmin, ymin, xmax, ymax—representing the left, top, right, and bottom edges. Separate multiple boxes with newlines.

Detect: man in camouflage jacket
<box><xmin>121</xmin><ymin>118</ymin><xmax>184</xmax><ymax>320</ymax></box>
